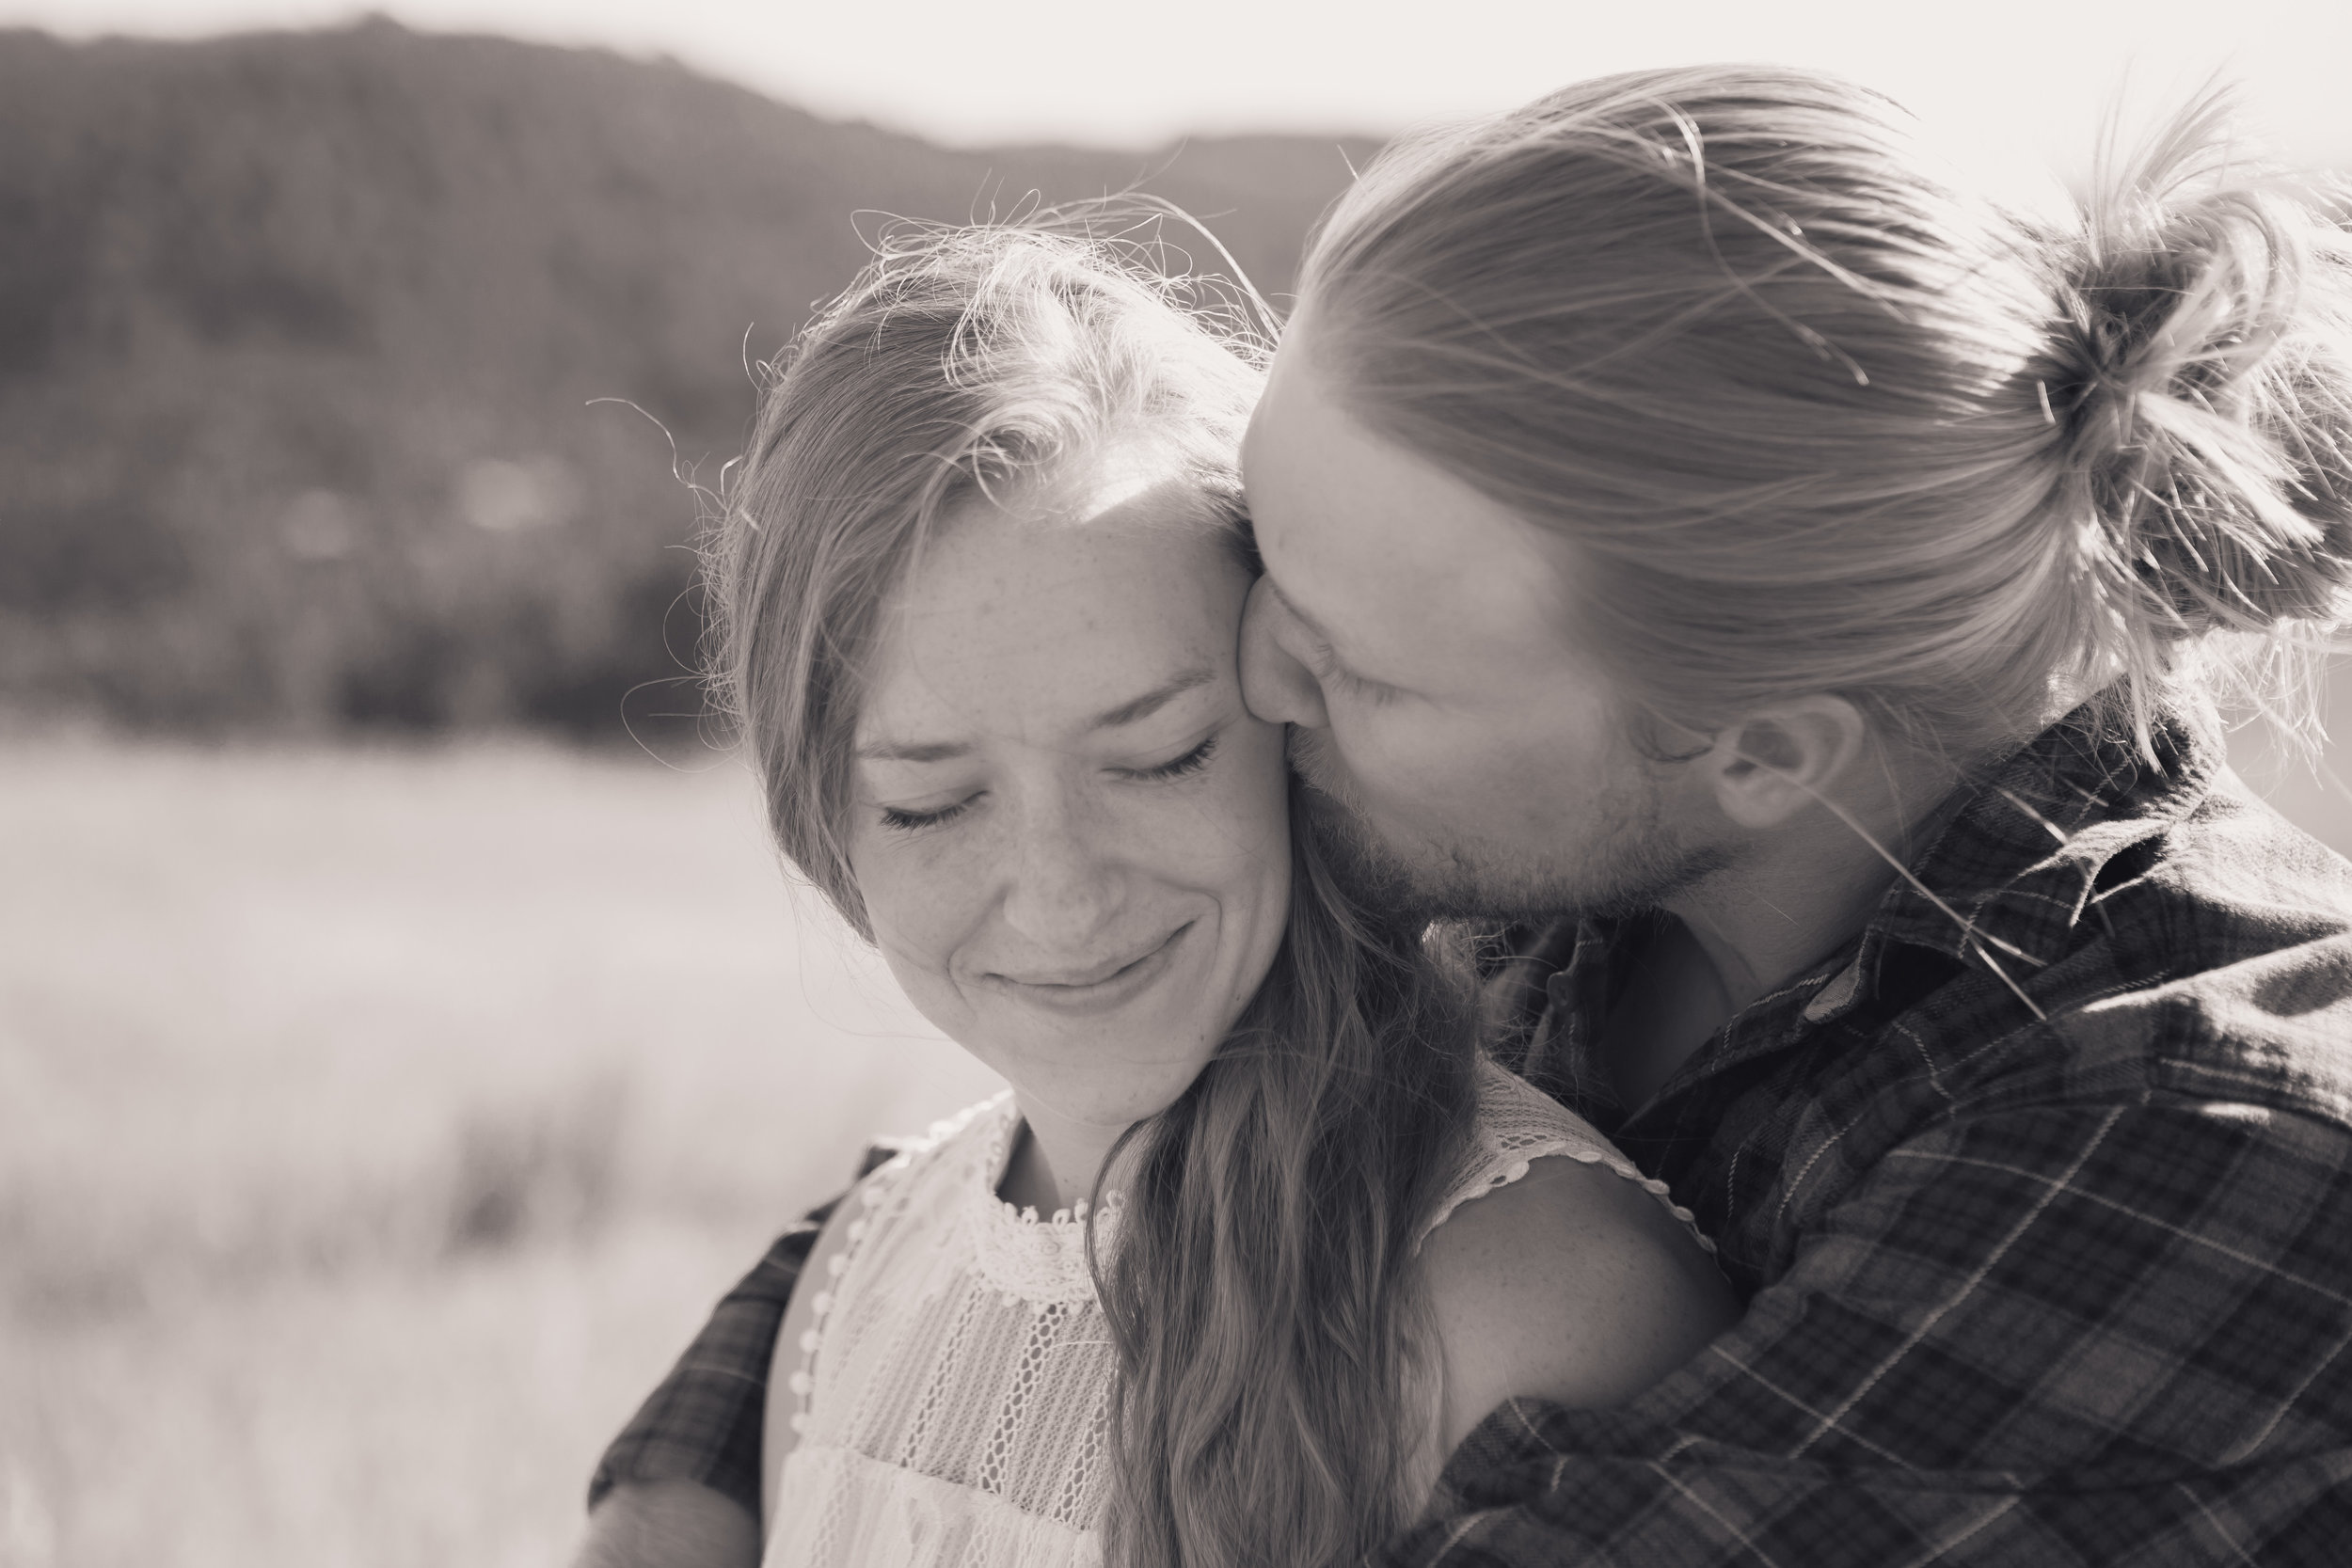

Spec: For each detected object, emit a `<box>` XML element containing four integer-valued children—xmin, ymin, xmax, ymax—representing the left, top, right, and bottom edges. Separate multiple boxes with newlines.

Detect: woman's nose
<box><xmin>996</xmin><ymin>800</ymin><xmax>1122</xmax><ymax>949</ymax></box>
<box><xmin>1238</xmin><ymin>578</ymin><xmax>1329</xmax><ymax>730</ymax></box>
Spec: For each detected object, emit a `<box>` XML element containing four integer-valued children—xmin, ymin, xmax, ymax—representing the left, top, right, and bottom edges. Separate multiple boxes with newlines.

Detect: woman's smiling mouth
<box><xmin>983</xmin><ymin>922</ymin><xmax>1196</xmax><ymax>1016</ymax></box>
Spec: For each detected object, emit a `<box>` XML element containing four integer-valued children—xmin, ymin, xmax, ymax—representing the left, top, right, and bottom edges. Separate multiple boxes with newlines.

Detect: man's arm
<box><xmin>1387</xmin><ymin>1099</ymin><xmax>2352</xmax><ymax>1566</ymax></box>
<box><xmin>573</xmin><ymin>1212</ymin><xmax>818</xmax><ymax>1568</ymax></box>
<box><xmin>579</xmin><ymin>1135</ymin><xmax>924</xmax><ymax>1564</ymax></box>
<box><xmin>586</xmin><ymin>1209</ymin><xmax>826</xmax><ymax>1518</ymax></box>
<box><xmin>580</xmin><ymin>1141</ymin><xmax>910</xmax><ymax>1550</ymax></box>
<box><xmin>573</xmin><ymin>1481</ymin><xmax>760</xmax><ymax>1568</ymax></box>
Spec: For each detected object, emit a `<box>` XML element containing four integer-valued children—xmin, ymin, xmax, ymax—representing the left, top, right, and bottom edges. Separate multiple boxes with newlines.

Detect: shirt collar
<box><xmin>1509</xmin><ymin>695</ymin><xmax>2223</xmax><ymax>1120</ymax></box>
<box><xmin>1867</xmin><ymin>697</ymin><xmax>2220</xmax><ymax>974</ymax></box>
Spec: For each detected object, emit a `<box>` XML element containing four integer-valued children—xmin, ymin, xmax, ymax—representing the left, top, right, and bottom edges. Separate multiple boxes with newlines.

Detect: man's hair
<box><xmin>1300</xmin><ymin>66</ymin><xmax>2352</xmax><ymax>763</ymax></box>
<box><xmin>706</xmin><ymin>217</ymin><xmax>1480</xmax><ymax>1567</ymax></box>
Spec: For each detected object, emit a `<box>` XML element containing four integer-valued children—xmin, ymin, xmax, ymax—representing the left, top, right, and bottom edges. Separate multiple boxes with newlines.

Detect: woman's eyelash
<box><xmin>880</xmin><ymin>798</ymin><xmax>973</xmax><ymax>832</ymax></box>
<box><xmin>1130</xmin><ymin>732</ymin><xmax>1219</xmax><ymax>781</ymax></box>
<box><xmin>876</xmin><ymin>735</ymin><xmax>1218</xmax><ymax>832</ymax></box>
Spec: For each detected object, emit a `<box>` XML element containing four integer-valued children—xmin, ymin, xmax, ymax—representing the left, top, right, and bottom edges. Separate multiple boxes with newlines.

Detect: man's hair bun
<box><xmin>2048</xmin><ymin>92</ymin><xmax>2352</xmax><ymax>642</ymax></box>
<box><xmin>1300</xmin><ymin>67</ymin><xmax>2352</xmax><ymax>761</ymax></box>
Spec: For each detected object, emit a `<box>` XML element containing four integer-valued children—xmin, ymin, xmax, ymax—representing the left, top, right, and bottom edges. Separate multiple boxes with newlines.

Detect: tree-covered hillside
<box><xmin>0</xmin><ymin>20</ymin><xmax>1375</xmax><ymax>738</ymax></box>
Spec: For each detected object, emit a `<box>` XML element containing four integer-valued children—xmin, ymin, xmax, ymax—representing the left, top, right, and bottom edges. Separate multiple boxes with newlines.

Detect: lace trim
<box><xmin>1422</xmin><ymin>1139</ymin><xmax>1717</xmax><ymax>1254</ymax></box>
<box><xmin>791</xmin><ymin>1092</ymin><xmax>1120</xmax><ymax>1443</ymax></box>
<box><xmin>1424</xmin><ymin>1061</ymin><xmax>1717</xmax><ymax>1255</ymax></box>
<box><xmin>962</xmin><ymin>1098</ymin><xmax>1121</xmax><ymax>1307</ymax></box>
<box><xmin>788</xmin><ymin>1093</ymin><xmax>1015</xmax><ymax>1436</ymax></box>
<box><xmin>789</xmin><ymin>1068</ymin><xmax>1715</xmax><ymax>1436</ymax></box>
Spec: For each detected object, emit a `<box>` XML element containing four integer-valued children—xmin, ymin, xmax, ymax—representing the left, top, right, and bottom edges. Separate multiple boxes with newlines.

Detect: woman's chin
<box><xmin>1005</xmin><ymin>1052</ymin><xmax>1215</xmax><ymax>1130</ymax></box>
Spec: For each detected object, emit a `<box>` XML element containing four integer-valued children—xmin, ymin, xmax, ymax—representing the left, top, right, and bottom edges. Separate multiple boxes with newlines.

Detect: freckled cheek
<box><xmin>1194</xmin><ymin>723</ymin><xmax>1294</xmax><ymax>938</ymax></box>
<box><xmin>850</xmin><ymin>837</ymin><xmax>998</xmax><ymax>1002</ymax></box>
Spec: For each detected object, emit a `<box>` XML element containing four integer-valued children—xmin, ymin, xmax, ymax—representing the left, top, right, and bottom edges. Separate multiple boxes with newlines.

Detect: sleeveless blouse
<box><xmin>762</xmin><ymin>1059</ymin><xmax>1712</xmax><ymax>1568</ymax></box>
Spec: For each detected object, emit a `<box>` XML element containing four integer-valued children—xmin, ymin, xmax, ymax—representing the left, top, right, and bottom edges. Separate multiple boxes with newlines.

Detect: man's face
<box><xmin>1239</xmin><ymin>313</ymin><xmax>1716</xmax><ymax>923</ymax></box>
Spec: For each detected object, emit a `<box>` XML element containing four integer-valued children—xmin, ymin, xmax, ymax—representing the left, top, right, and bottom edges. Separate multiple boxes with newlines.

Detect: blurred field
<box><xmin>0</xmin><ymin>733</ymin><xmax>1002</xmax><ymax>1567</ymax></box>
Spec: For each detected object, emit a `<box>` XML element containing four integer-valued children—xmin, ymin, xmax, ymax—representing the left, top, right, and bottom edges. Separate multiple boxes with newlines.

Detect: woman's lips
<box><xmin>985</xmin><ymin>923</ymin><xmax>1194</xmax><ymax>1017</ymax></box>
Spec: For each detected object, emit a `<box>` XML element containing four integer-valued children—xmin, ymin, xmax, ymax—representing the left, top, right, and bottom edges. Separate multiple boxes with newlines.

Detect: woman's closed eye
<box><xmin>879</xmin><ymin>793</ymin><xmax>980</xmax><ymax>832</ymax></box>
<box><xmin>1118</xmin><ymin>731</ymin><xmax>1220</xmax><ymax>783</ymax></box>
<box><xmin>874</xmin><ymin>734</ymin><xmax>1222</xmax><ymax>834</ymax></box>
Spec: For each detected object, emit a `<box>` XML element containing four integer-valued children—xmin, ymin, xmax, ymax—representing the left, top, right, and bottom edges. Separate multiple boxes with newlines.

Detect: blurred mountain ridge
<box><xmin>0</xmin><ymin>19</ymin><xmax>1375</xmax><ymax>738</ymax></box>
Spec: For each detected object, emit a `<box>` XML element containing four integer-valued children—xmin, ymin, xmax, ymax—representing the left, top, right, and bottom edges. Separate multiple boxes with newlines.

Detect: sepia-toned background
<box><xmin>2</xmin><ymin>2</ymin><xmax>2347</xmax><ymax>1562</ymax></box>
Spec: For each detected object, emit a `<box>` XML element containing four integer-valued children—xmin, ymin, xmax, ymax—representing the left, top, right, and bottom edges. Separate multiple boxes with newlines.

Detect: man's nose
<box><xmin>1239</xmin><ymin>578</ymin><xmax>1329</xmax><ymax>729</ymax></box>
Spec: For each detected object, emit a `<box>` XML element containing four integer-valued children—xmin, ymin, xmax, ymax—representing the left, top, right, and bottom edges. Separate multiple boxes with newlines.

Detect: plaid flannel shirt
<box><xmin>592</xmin><ymin>704</ymin><xmax>2352</xmax><ymax>1565</ymax></box>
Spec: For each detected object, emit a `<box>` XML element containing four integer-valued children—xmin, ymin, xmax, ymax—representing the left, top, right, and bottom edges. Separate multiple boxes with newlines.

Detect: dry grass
<box><xmin>0</xmin><ymin>732</ymin><xmax>1002</xmax><ymax>1567</ymax></box>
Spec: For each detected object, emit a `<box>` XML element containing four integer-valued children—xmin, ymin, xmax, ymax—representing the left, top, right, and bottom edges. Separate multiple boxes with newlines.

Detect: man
<box><xmin>581</xmin><ymin>66</ymin><xmax>2352</xmax><ymax>1564</ymax></box>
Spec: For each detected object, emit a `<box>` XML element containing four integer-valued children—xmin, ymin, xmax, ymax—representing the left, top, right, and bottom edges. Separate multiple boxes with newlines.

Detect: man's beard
<box><xmin>1288</xmin><ymin>725</ymin><xmax>1724</xmax><ymax>927</ymax></box>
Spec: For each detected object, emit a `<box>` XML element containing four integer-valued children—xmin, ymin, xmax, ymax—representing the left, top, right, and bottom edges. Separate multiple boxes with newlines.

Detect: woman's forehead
<box><xmin>856</xmin><ymin>490</ymin><xmax>1245</xmax><ymax>752</ymax></box>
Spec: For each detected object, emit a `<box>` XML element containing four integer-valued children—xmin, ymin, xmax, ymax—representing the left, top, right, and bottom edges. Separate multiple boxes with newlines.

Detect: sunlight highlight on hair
<box><xmin>1301</xmin><ymin>69</ymin><xmax>2352</xmax><ymax>770</ymax></box>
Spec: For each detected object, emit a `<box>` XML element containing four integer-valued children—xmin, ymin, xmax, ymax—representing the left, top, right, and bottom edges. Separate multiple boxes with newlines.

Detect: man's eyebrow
<box><xmin>854</xmin><ymin>669</ymin><xmax>1217</xmax><ymax>763</ymax></box>
<box><xmin>1265</xmin><ymin>576</ymin><xmax>1396</xmax><ymax>690</ymax></box>
<box><xmin>1263</xmin><ymin>577</ymin><xmax>1339</xmax><ymax>648</ymax></box>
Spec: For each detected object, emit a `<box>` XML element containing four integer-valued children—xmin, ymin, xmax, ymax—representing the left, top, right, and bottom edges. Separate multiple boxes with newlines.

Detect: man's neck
<box><xmin>1667</xmin><ymin>832</ymin><xmax>1901</xmax><ymax>1013</ymax></box>
<box><xmin>1608</xmin><ymin>776</ymin><xmax>1963</xmax><ymax>1107</ymax></box>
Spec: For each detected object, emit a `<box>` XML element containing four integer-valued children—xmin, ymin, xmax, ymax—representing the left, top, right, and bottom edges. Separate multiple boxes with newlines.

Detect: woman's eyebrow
<box><xmin>856</xmin><ymin>669</ymin><xmax>1216</xmax><ymax>762</ymax></box>
<box><xmin>855</xmin><ymin>736</ymin><xmax>970</xmax><ymax>764</ymax></box>
<box><xmin>1088</xmin><ymin>667</ymin><xmax>1216</xmax><ymax>730</ymax></box>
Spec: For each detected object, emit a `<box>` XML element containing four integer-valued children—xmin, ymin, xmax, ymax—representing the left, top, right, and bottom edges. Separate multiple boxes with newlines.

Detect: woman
<box><xmin>709</xmin><ymin>224</ymin><xmax>1736</xmax><ymax>1567</ymax></box>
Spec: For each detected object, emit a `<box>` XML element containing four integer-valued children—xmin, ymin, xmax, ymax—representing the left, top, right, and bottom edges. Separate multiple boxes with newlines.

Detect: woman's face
<box><xmin>847</xmin><ymin>446</ymin><xmax>1293</xmax><ymax>1133</ymax></box>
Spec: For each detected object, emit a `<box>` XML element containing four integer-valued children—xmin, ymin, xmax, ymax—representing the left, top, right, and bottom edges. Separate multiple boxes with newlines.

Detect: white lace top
<box><xmin>761</xmin><ymin>1059</ymin><xmax>1710</xmax><ymax>1568</ymax></box>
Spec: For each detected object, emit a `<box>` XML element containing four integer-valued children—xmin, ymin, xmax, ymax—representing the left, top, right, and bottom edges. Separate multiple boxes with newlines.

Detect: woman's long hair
<box><xmin>1299</xmin><ymin>67</ymin><xmax>2352</xmax><ymax>763</ymax></box>
<box><xmin>707</xmin><ymin>218</ymin><xmax>1481</xmax><ymax>1566</ymax></box>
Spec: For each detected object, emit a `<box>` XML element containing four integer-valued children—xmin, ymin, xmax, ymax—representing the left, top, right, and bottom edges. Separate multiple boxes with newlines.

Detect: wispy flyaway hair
<box><xmin>706</xmin><ymin>215</ymin><xmax>1479</xmax><ymax>1568</ymax></box>
<box><xmin>1299</xmin><ymin>66</ymin><xmax>2352</xmax><ymax>761</ymax></box>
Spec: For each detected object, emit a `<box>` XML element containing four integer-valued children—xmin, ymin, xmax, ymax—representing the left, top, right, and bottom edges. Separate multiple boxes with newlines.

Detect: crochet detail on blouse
<box><xmin>1423</xmin><ymin>1060</ymin><xmax>1716</xmax><ymax>1253</ymax></box>
<box><xmin>962</xmin><ymin>1105</ymin><xmax>1122</xmax><ymax>1308</ymax></box>
<box><xmin>763</xmin><ymin>1059</ymin><xmax>1710</xmax><ymax>1568</ymax></box>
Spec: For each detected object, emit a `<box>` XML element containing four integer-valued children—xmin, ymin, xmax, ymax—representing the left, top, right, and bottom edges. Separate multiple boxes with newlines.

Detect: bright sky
<box><xmin>9</xmin><ymin>0</ymin><xmax>2350</xmax><ymax>183</ymax></box>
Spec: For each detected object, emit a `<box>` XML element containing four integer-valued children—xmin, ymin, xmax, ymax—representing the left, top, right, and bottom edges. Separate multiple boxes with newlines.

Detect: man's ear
<box><xmin>1698</xmin><ymin>695</ymin><xmax>1870</xmax><ymax>831</ymax></box>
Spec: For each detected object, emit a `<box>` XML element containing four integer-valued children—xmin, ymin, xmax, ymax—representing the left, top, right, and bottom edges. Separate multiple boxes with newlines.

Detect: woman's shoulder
<box><xmin>796</xmin><ymin>1089</ymin><xmax>1017</xmax><ymax>1277</ymax></box>
<box><xmin>1428</xmin><ymin>1059</ymin><xmax>1709</xmax><ymax>1244</ymax></box>
<box><xmin>1417</xmin><ymin>1062</ymin><xmax>1738</xmax><ymax>1449</ymax></box>
<box><xmin>872</xmin><ymin>1089</ymin><xmax>1020</xmax><ymax>1181</ymax></box>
